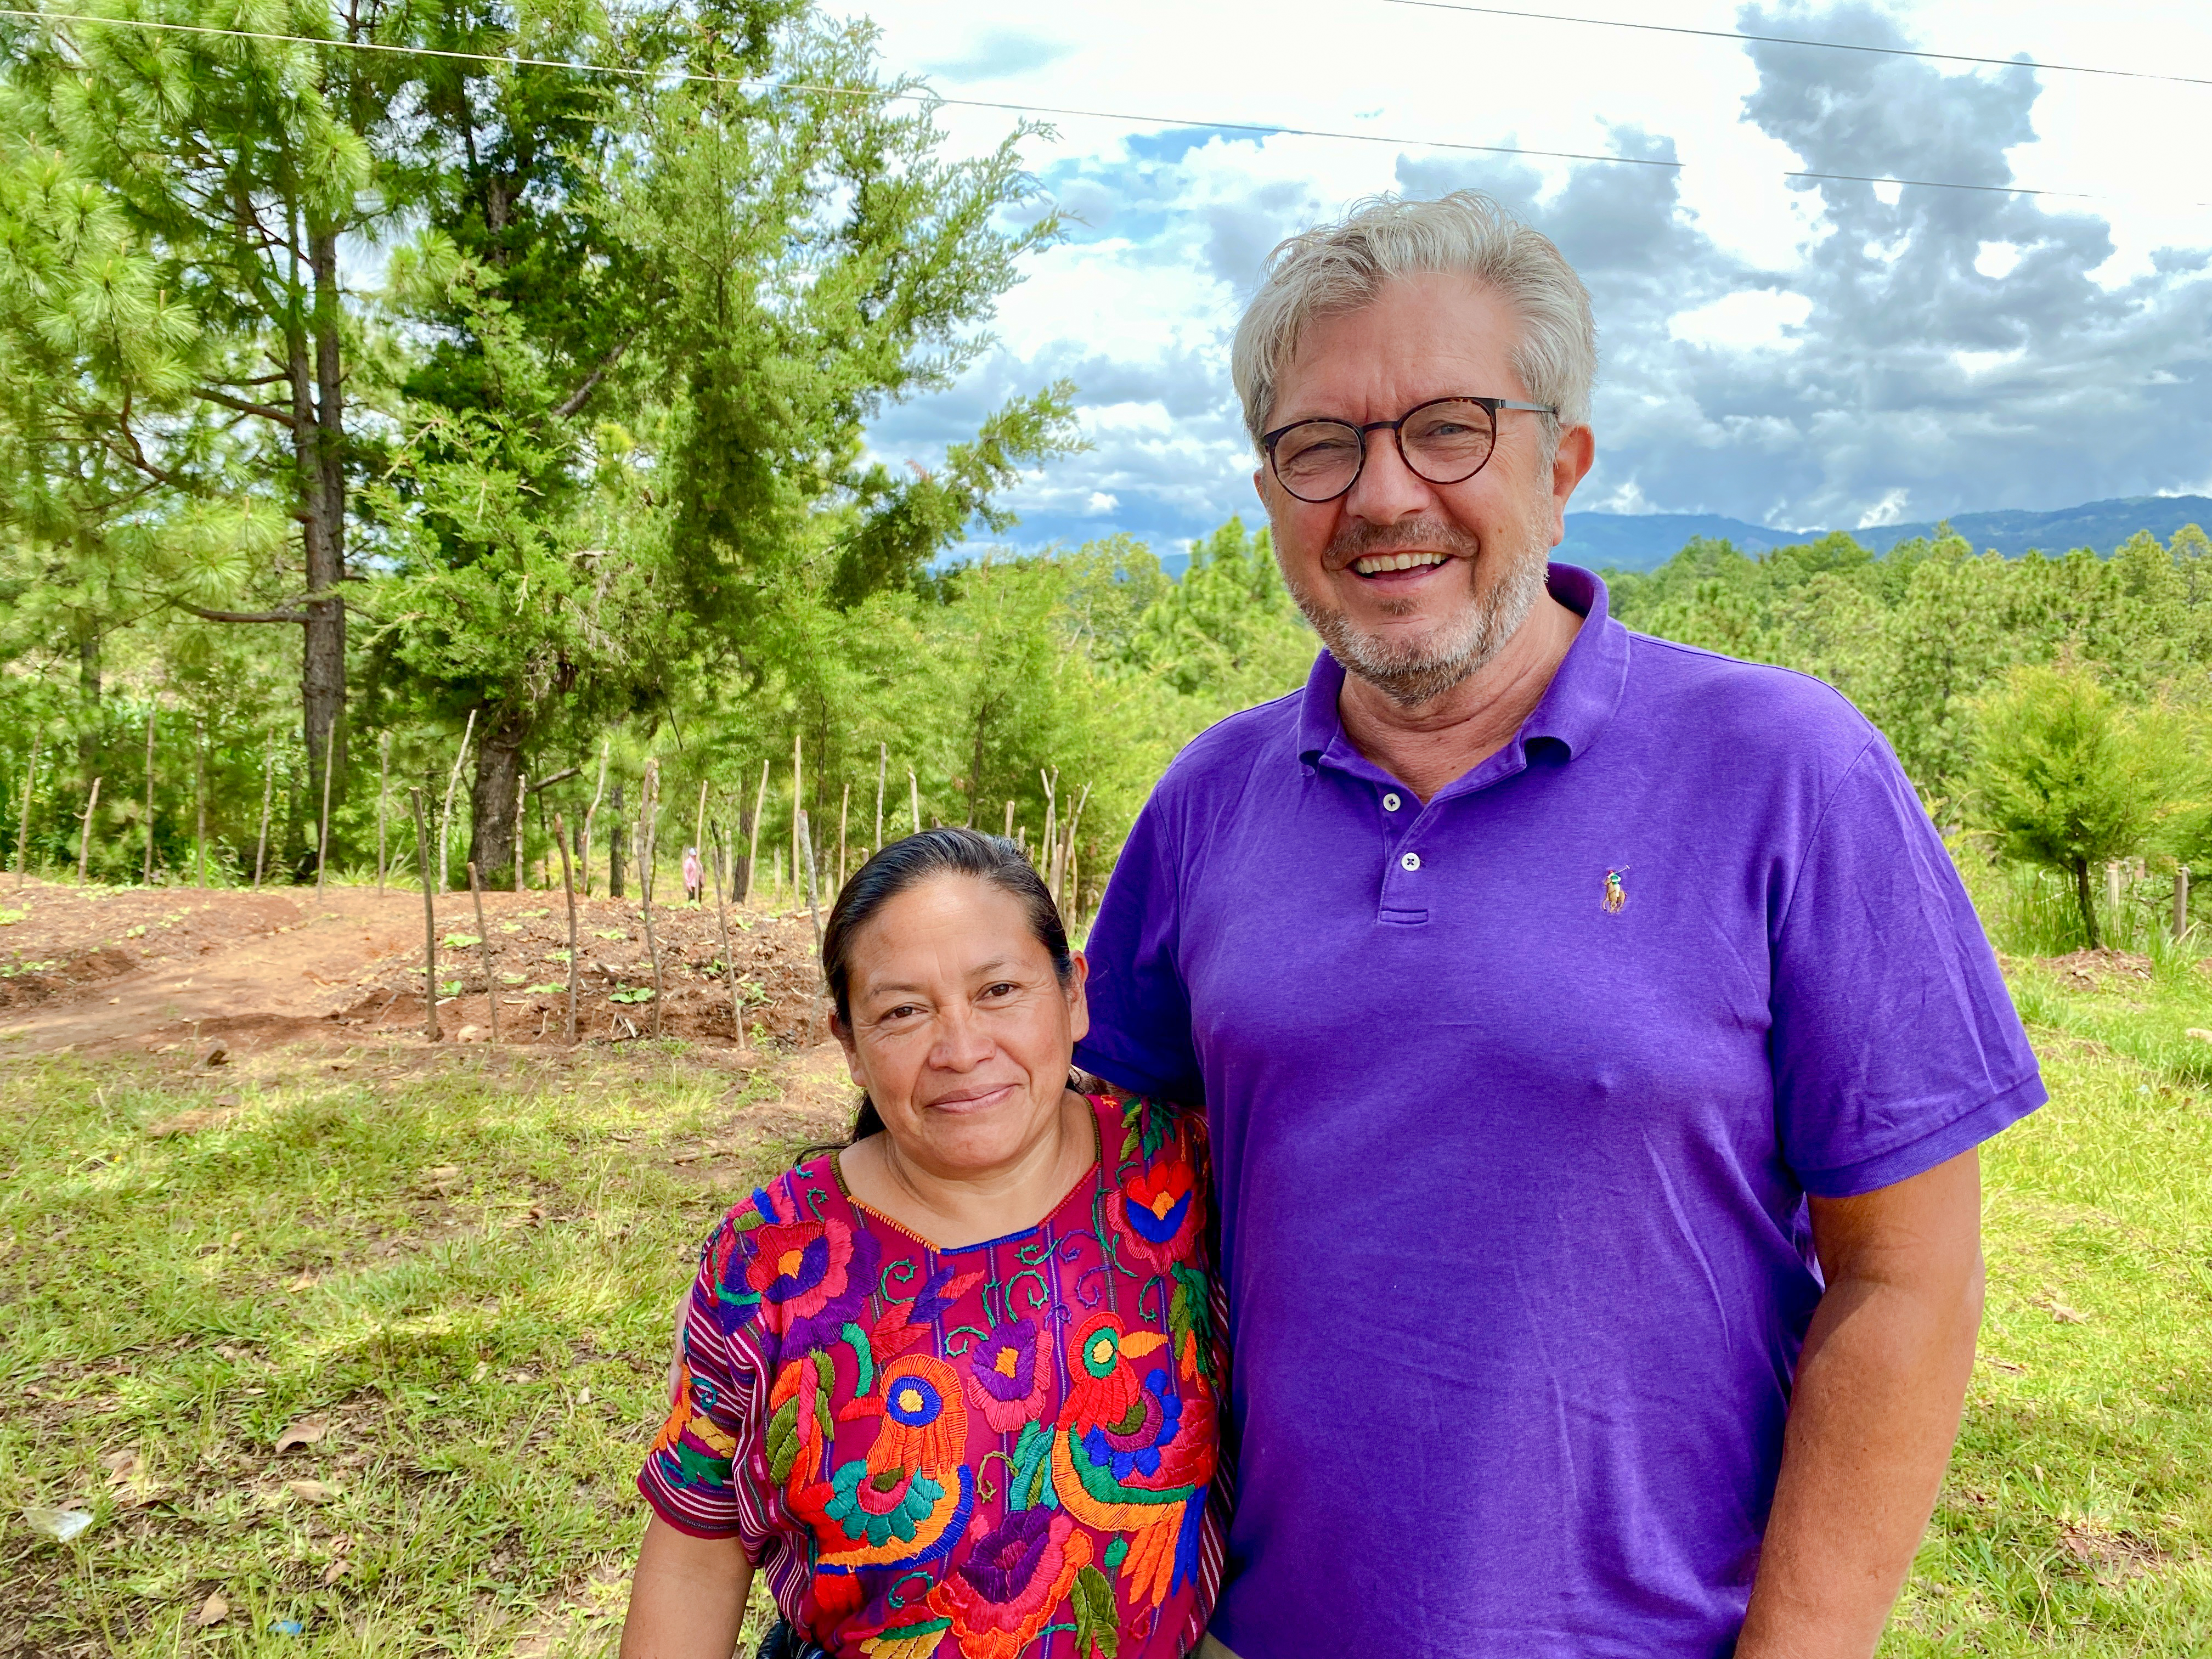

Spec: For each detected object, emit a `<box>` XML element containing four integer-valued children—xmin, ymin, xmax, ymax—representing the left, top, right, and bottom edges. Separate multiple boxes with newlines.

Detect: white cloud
<box><xmin>1668</xmin><ymin>289</ymin><xmax>1814</xmax><ymax>352</ymax></box>
<box><xmin>1859</xmin><ymin>489</ymin><xmax>1910</xmax><ymax>528</ymax></box>
<box><xmin>837</xmin><ymin>0</ymin><xmax>2212</xmax><ymax>548</ymax></box>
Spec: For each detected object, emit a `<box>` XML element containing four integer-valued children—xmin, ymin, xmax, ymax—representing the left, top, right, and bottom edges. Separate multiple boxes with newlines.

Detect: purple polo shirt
<box><xmin>1074</xmin><ymin>564</ymin><xmax>2043</xmax><ymax>1658</ymax></box>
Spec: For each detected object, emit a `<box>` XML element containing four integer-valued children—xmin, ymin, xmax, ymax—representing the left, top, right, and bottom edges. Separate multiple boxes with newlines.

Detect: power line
<box><xmin>0</xmin><ymin>5</ymin><xmax>2199</xmax><ymax>207</ymax></box>
<box><xmin>0</xmin><ymin>7</ymin><xmax>1678</xmax><ymax>171</ymax></box>
<box><xmin>1784</xmin><ymin>168</ymin><xmax>2092</xmax><ymax>202</ymax></box>
<box><xmin>1383</xmin><ymin>1</ymin><xmax>2212</xmax><ymax>90</ymax></box>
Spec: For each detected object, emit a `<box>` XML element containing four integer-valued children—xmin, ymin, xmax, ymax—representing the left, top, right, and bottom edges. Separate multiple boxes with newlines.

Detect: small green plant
<box><xmin>1970</xmin><ymin>664</ymin><xmax>2199</xmax><ymax>949</ymax></box>
<box><xmin>438</xmin><ymin>979</ymin><xmax>462</xmax><ymax>997</ymax></box>
<box><xmin>0</xmin><ymin>906</ymin><xmax>25</xmax><ymax>925</ymax></box>
<box><xmin>522</xmin><ymin>983</ymin><xmax>565</xmax><ymax>996</ymax></box>
<box><xmin>441</xmin><ymin>932</ymin><xmax>479</xmax><ymax>950</ymax></box>
<box><xmin>609</xmin><ymin>985</ymin><xmax>654</xmax><ymax>1004</ymax></box>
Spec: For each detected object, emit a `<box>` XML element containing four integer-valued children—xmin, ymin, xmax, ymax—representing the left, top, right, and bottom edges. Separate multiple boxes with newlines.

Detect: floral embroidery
<box><xmin>1114</xmin><ymin>1159</ymin><xmax>1198</xmax><ymax>1270</ymax></box>
<box><xmin>929</xmin><ymin>1507</ymin><xmax>1093</xmax><ymax>1659</ymax></box>
<box><xmin>746</xmin><ymin>1214</ymin><xmax>882</xmax><ymax>1357</ymax></box>
<box><xmin>963</xmin><ymin>1317</ymin><xmax>1053</xmax><ymax>1433</ymax></box>
<box><xmin>640</xmin><ymin>1095</ymin><xmax>1225</xmax><ymax>1657</ymax></box>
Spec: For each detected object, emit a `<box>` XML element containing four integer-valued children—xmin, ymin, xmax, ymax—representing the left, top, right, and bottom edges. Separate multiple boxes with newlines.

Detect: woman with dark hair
<box><xmin>622</xmin><ymin>830</ymin><xmax>1227</xmax><ymax>1659</ymax></box>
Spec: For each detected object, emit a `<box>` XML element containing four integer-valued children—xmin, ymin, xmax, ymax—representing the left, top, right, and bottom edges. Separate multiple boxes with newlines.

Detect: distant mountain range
<box><xmin>1559</xmin><ymin>495</ymin><xmax>2212</xmax><ymax>573</ymax></box>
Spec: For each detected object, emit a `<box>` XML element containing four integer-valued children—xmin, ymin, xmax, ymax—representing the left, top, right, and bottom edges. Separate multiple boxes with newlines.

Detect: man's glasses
<box><xmin>1262</xmin><ymin>395</ymin><xmax>1558</xmax><ymax>504</ymax></box>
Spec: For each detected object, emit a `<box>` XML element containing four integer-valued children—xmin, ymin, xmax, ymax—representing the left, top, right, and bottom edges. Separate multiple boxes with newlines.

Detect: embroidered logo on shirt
<box><xmin>1603</xmin><ymin>867</ymin><xmax>1629</xmax><ymax>913</ymax></box>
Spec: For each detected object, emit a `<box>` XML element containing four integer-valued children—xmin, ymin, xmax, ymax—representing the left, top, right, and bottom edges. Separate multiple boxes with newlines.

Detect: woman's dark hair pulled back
<box><xmin>821</xmin><ymin>828</ymin><xmax>1074</xmax><ymax>1143</ymax></box>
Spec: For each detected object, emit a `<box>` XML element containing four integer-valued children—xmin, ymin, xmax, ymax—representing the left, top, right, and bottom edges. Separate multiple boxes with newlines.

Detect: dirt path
<box><xmin>0</xmin><ymin>879</ymin><xmax>822</xmax><ymax>1058</ymax></box>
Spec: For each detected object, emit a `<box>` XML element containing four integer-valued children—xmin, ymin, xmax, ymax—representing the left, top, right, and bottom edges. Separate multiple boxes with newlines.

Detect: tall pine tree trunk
<box><xmin>296</xmin><ymin>225</ymin><xmax>348</xmax><ymax>825</ymax></box>
<box><xmin>2074</xmin><ymin>857</ymin><xmax>2101</xmax><ymax>951</ymax></box>
<box><xmin>466</xmin><ymin>711</ymin><xmax>530</xmax><ymax>889</ymax></box>
<box><xmin>75</xmin><ymin>616</ymin><xmax>100</xmax><ymax>792</ymax></box>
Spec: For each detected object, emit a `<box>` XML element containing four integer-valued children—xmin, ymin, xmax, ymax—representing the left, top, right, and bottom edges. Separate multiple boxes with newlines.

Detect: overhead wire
<box><xmin>1382</xmin><ymin>0</ymin><xmax>2212</xmax><ymax>90</ymax></box>
<box><xmin>0</xmin><ymin>4</ymin><xmax>2200</xmax><ymax>206</ymax></box>
<box><xmin>0</xmin><ymin>7</ymin><xmax>1677</xmax><ymax>171</ymax></box>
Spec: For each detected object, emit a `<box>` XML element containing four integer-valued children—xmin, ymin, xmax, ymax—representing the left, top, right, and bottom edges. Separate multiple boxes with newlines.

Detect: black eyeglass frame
<box><xmin>1261</xmin><ymin>394</ymin><xmax>1560</xmax><ymax>504</ymax></box>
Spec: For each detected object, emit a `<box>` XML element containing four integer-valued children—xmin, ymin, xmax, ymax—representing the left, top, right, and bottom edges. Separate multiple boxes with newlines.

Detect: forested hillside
<box><xmin>1609</xmin><ymin>523</ymin><xmax>2212</xmax><ymax>947</ymax></box>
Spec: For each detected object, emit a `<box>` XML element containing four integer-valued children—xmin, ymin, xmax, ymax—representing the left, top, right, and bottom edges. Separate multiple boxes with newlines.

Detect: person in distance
<box><xmin>620</xmin><ymin>828</ymin><xmax>1226</xmax><ymax>1659</ymax></box>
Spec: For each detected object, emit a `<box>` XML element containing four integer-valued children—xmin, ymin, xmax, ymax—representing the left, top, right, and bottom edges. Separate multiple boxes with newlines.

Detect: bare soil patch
<box><xmin>0</xmin><ymin>879</ymin><xmax>825</xmax><ymax>1059</ymax></box>
<box><xmin>2057</xmin><ymin>1519</ymin><xmax>2169</xmax><ymax>1585</ymax></box>
<box><xmin>2036</xmin><ymin>947</ymin><xmax>2155</xmax><ymax>994</ymax></box>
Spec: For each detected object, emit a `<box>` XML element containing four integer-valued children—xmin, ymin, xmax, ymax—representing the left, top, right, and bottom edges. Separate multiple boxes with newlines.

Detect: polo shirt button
<box><xmin>1400</xmin><ymin>851</ymin><xmax>1421</xmax><ymax>872</ymax></box>
<box><xmin>1382</xmin><ymin>792</ymin><xmax>1402</xmax><ymax>811</ymax></box>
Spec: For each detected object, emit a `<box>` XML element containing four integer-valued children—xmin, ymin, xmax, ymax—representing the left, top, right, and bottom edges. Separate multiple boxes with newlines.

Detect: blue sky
<box><xmin>830</xmin><ymin>1</ymin><xmax>2212</xmax><ymax>556</ymax></box>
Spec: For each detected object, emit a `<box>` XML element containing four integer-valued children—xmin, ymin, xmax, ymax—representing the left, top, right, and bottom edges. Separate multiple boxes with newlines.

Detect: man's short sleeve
<box><xmin>1075</xmin><ymin>792</ymin><xmax>1204</xmax><ymax>1102</ymax></box>
<box><xmin>1771</xmin><ymin>737</ymin><xmax>2045</xmax><ymax>1198</ymax></box>
<box><xmin>637</xmin><ymin>1218</ymin><xmax>767</xmax><ymax>1541</ymax></box>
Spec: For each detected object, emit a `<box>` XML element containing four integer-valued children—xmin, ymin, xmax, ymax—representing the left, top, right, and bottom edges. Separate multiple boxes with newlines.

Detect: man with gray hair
<box><xmin>1074</xmin><ymin>191</ymin><xmax>2043</xmax><ymax>1656</ymax></box>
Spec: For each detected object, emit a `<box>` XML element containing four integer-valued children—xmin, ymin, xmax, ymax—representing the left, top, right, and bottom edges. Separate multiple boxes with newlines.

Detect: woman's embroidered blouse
<box><xmin>640</xmin><ymin>1093</ymin><xmax>1228</xmax><ymax>1658</ymax></box>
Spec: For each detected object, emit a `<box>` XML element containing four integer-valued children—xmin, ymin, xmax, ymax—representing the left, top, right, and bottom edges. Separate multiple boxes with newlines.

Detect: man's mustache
<box><xmin>1323</xmin><ymin>517</ymin><xmax>1483</xmax><ymax>571</ymax></box>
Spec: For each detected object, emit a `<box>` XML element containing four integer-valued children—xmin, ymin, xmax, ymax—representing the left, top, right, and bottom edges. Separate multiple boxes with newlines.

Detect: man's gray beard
<box><xmin>1285</xmin><ymin>519</ymin><xmax>1551</xmax><ymax>708</ymax></box>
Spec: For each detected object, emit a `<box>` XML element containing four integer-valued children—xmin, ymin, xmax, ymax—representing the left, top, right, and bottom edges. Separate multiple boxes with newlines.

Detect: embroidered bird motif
<box><xmin>1050</xmin><ymin>1312</ymin><xmax>1216</xmax><ymax>1610</ymax></box>
<box><xmin>774</xmin><ymin>1352</ymin><xmax>975</xmax><ymax>1586</ymax></box>
<box><xmin>816</xmin><ymin>1354</ymin><xmax>976</xmax><ymax>1575</ymax></box>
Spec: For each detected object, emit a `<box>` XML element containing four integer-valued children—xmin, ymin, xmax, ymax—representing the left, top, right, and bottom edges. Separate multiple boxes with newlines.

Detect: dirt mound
<box><xmin>2038</xmin><ymin>947</ymin><xmax>2155</xmax><ymax>992</ymax></box>
<box><xmin>342</xmin><ymin>891</ymin><xmax>826</xmax><ymax>1048</ymax></box>
<box><xmin>0</xmin><ymin>878</ymin><xmax>827</xmax><ymax>1058</ymax></box>
<box><xmin>0</xmin><ymin>945</ymin><xmax>134</xmax><ymax>1009</ymax></box>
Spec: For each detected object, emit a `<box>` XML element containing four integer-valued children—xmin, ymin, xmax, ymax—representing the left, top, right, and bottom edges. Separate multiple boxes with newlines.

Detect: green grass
<box><xmin>5</xmin><ymin>955</ymin><xmax>2211</xmax><ymax>1655</ymax></box>
<box><xmin>1885</xmin><ymin>953</ymin><xmax>2212</xmax><ymax>1654</ymax></box>
<box><xmin>0</xmin><ymin>1045</ymin><xmax>801</xmax><ymax>1657</ymax></box>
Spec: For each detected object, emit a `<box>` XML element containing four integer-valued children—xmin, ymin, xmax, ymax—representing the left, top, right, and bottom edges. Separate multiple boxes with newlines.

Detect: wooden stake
<box><xmin>194</xmin><ymin>716</ymin><xmax>207</xmax><ymax>888</ymax></box>
<box><xmin>438</xmin><ymin>707</ymin><xmax>476</xmax><ymax>894</ymax></box>
<box><xmin>799</xmin><ymin>810</ymin><xmax>824</xmax><ymax>943</ymax></box>
<box><xmin>1003</xmin><ymin>799</ymin><xmax>1015</xmax><ymax>838</ymax></box>
<box><xmin>142</xmin><ymin>704</ymin><xmax>156</xmax><ymax>885</ymax></box>
<box><xmin>76</xmin><ymin>776</ymin><xmax>100</xmax><ymax>886</ymax></box>
<box><xmin>253</xmin><ymin>739</ymin><xmax>276</xmax><ymax>890</ymax></box>
<box><xmin>514</xmin><ymin>772</ymin><xmax>528</xmax><ymax>894</ymax></box>
<box><xmin>639</xmin><ymin>760</ymin><xmax>665</xmax><ymax>1037</ymax></box>
<box><xmin>747</xmin><ymin>758</ymin><xmax>768</xmax><ymax>904</ymax></box>
<box><xmin>582</xmin><ymin>738</ymin><xmax>609</xmax><ymax>898</ymax></box>
<box><xmin>876</xmin><ymin>742</ymin><xmax>887</xmax><ymax>853</ymax></box>
<box><xmin>466</xmin><ymin>860</ymin><xmax>499</xmax><ymax>1042</ymax></box>
<box><xmin>314</xmin><ymin>714</ymin><xmax>337</xmax><ymax>898</ymax></box>
<box><xmin>608</xmin><ymin>778</ymin><xmax>626</xmax><ymax>897</ymax></box>
<box><xmin>693</xmin><ymin>777</ymin><xmax>708</xmax><ymax>880</ymax></box>
<box><xmin>791</xmin><ymin>733</ymin><xmax>804</xmax><ymax>903</ymax></box>
<box><xmin>1039</xmin><ymin>768</ymin><xmax>1057</xmax><ymax>899</ymax></box>
<box><xmin>709</xmin><ymin>822</ymin><xmax>743</xmax><ymax>1051</ymax></box>
<box><xmin>909</xmin><ymin>770</ymin><xmax>921</xmax><ymax>838</ymax></box>
<box><xmin>411</xmin><ymin>787</ymin><xmax>440</xmax><ymax>1042</ymax></box>
<box><xmin>376</xmin><ymin>732</ymin><xmax>391</xmax><ymax>894</ymax></box>
<box><xmin>552</xmin><ymin>810</ymin><xmax>579</xmax><ymax>1043</ymax></box>
<box><xmin>1057</xmin><ymin>782</ymin><xmax>1089</xmax><ymax>912</ymax></box>
<box><xmin>838</xmin><ymin>782</ymin><xmax>850</xmax><ymax>889</ymax></box>
<box><xmin>2176</xmin><ymin>865</ymin><xmax>2192</xmax><ymax>941</ymax></box>
<box><xmin>798</xmin><ymin>809</ymin><xmax>825</xmax><ymax>1043</ymax></box>
<box><xmin>14</xmin><ymin>730</ymin><xmax>39</xmax><ymax>889</ymax></box>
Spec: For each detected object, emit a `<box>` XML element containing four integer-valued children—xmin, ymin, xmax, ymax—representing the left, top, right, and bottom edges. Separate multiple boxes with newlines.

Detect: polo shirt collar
<box><xmin>1296</xmin><ymin>562</ymin><xmax>1630</xmax><ymax>779</ymax></box>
